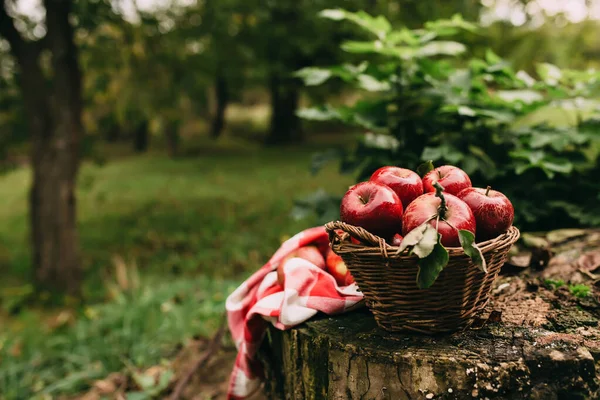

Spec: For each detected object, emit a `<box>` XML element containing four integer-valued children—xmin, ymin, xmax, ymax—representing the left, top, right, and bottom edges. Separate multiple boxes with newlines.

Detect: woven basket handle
<box><xmin>324</xmin><ymin>221</ymin><xmax>387</xmax><ymax>247</ymax></box>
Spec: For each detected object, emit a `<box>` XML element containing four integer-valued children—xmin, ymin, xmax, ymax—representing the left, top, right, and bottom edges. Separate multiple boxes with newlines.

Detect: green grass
<box><xmin>0</xmin><ymin>145</ymin><xmax>352</xmax><ymax>292</ymax></box>
<box><xmin>0</xmin><ymin>143</ymin><xmax>353</xmax><ymax>399</ymax></box>
<box><xmin>0</xmin><ymin>276</ymin><xmax>236</xmax><ymax>399</ymax></box>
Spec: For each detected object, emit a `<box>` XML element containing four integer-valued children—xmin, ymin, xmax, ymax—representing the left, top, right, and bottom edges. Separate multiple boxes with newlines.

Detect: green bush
<box><xmin>295</xmin><ymin>9</ymin><xmax>600</xmax><ymax>231</ymax></box>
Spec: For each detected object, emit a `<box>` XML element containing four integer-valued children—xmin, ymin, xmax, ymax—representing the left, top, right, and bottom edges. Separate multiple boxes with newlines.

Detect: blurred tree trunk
<box><xmin>133</xmin><ymin>120</ymin><xmax>149</xmax><ymax>153</ymax></box>
<box><xmin>105</xmin><ymin>120</ymin><xmax>121</xmax><ymax>142</ymax></box>
<box><xmin>100</xmin><ymin>114</ymin><xmax>120</xmax><ymax>142</ymax></box>
<box><xmin>210</xmin><ymin>66</ymin><xmax>229</xmax><ymax>138</ymax></box>
<box><xmin>0</xmin><ymin>0</ymin><xmax>82</xmax><ymax>294</ymax></box>
<box><xmin>263</xmin><ymin>2</ymin><xmax>303</xmax><ymax>146</ymax></box>
<box><xmin>166</xmin><ymin>119</ymin><xmax>180</xmax><ymax>158</ymax></box>
<box><xmin>266</xmin><ymin>72</ymin><xmax>301</xmax><ymax>145</ymax></box>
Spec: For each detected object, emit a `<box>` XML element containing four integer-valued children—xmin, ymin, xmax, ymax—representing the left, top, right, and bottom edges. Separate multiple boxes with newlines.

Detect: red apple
<box><xmin>423</xmin><ymin>165</ymin><xmax>472</xmax><ymax>196</ymax></box>
<box><xmin>294</xmin><ymin>246</ymin><xmax>326</xmax><ymax>269</ymax></box>
<box><xmin>402</xmin><ymin>192</ymin><xmax>476</xmax><ymax>247</ymax></box>
<box><xmin>458</xmin><ymin>186</ymin><xmax>514</xmax><ymax>241</ymax></box>
<box><xmin>350</xmin><ymin>237</ymin><xmax>363</xmax><ymax>245</ymax></box>
<box><xmin>340</xmin><ymin>181</ymin><xmax>404</xmax><ymax>239</ymax></box>
<box><xmin>369</xmin><ymin>166</ymin><xmax>423</xmax><ymax>209</ymax></box>
<box><xmin>326</xmin><ymin>249</ymin><xmax>354</xmax><ymax>286</ymax></box>
<box><xmin>277</xmin><ymin>246</ymin><xmax>326</xmax><ymax>286</ymax></box>
<box><xmin>391</xmin><ymin>233</ymin><xmax>403</xmax><ymax>246</ymax></box>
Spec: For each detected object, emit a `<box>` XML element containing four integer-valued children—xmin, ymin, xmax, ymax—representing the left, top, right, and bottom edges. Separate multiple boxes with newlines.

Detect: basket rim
<box><xmin>325</xmin><ymin>221</ymin><xmax>520</xmax><ymax>259</ymax></box>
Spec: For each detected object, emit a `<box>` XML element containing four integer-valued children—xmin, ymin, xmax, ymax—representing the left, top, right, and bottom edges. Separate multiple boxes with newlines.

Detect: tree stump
<box><xmin>258</xmin><ymin>229</ymin><xmax>600</xmax><ymax>399</ymax></box>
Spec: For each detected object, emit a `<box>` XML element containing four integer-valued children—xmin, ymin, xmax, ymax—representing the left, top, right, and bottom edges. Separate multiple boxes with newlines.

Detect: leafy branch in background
<box><xmin>294</xmin><ymin>8</ymin><xmax>600</xmax><ymax>231</ymax></box>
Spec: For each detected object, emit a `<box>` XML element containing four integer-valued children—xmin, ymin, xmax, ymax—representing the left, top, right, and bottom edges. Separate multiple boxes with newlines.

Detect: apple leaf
<box><xmin>398</xmin><ymin>223</ymin><xmax>427</xmax><ymax>252</ymax></box>
<box><xmin>398</xmin><ymin>223</ymin><xmax>438</xmax><ymax>258</ymax></box>
<box><xmin>413</xmin><ymin>224</ymin><xmax>438</xmax><ymax>258</ymax></box>
<box><xmin>458</xmin><ymin>229</ymin><xmax>487</xmax><ymax>273</ymax></box>
<box><xmin>417</xmin><ymin>234</ymin><xmax>449</xmax><ymax>289</ymax></box>
<box><xmin>417</xmin><ymin>160</ymin><xmax>434</xmax><ymax>177</ymax></box>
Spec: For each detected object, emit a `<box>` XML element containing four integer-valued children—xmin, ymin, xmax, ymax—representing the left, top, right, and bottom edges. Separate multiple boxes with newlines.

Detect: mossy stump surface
<box><xmin>258</xmin><ymin>229</ymin><xmax>600</xmax><ymax>399</ymax></box>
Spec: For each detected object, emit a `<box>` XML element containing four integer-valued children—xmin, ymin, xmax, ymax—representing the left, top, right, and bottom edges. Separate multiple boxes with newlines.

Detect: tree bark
<box><xmin>102</xmin><ymin>115</ymin><xmax>121</xmax><ymax>142</ymax></box>
<box><xmin>1</xmin><ymin>0</ymin><xmax>83</xmax><ymax>294</ymax></box>
<box><xmin>133</xmin><ymin>119</ymin><xmax>149</xmax><ymax>153</ymax></box>
<box><xmin>166</xmin><ymin>119</ymin><xmax>180</xmax><ymax>158</ymax></box>
<box><xmin>259</xmin><ymin>229</ymin><xmax>600</xmax><ymax>399</ymax></box>
<box><xmin>210</xmin><ymin>69</ymin><xmax>228</xmax><ymax>139</ymax></box>
<box><xmin>265</xmin><ymin>72</ymin><xmax>302</xmax><ymax>146</ymax></box>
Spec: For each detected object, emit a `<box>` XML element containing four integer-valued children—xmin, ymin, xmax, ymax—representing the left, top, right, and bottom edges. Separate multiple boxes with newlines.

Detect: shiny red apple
<box><xmin>391</xmin><ymin>233</ymin><xmax>403</xmax><ymax>246</ymax></box>
<box><xmin>369</xmin><ymin>166</ymin><xmax>423</xmax><ymax>209</ymax></box>
<box><xmin>340</xmin><ymin>181</ymin><xmax>404</xmax><ymax>239</ymax></box>
<box><xmin>458</xmin><ymin>186</ymin><xmax>514</xmax><ymax>241</ymax></box>
<box><xmin>402</xmin><ymin>192</ymin><xmax>476</xmax><ymax>247</ymax></box>
<box><xmin>423</xmin><ymin>165</ymin><xmax>472</xmax><ymax>196</ymax></box>
<box><xmin>326</xmin><ymin>248</ymin><xmax>354</xmax><ymax>286</ymax></box>
<box><xmin>277</xmin><ymin>245</ymin><xmax>326</xmax><ymax>286</ymax></box>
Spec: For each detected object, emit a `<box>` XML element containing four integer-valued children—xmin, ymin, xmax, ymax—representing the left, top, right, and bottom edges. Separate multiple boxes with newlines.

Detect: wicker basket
<box><xmin>325</xmin><ymin>221</ymin><xmax>520</xmax><ymax>335</ymax></box>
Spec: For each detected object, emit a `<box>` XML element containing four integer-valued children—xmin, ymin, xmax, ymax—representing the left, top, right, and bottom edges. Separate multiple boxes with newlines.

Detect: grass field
<box><xmin>0</xmin><ymin>140</ymin><xmax>353</xmax><ymax>399</ymax></box>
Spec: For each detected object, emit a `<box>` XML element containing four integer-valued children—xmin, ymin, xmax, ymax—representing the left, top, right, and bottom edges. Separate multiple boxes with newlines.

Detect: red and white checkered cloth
<box><xmin>225</xmin><ymin>226</ymin><xmax>364</xmax><ymax>399</ymax></box>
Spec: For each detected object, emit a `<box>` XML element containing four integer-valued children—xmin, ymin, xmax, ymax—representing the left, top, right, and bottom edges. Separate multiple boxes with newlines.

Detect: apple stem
<box><xmin>445</xmin><ymin>219</ymin><xmax>459</xmax><ymax>232</ymax></box>
<box><xmin>433</xmin><ymin>182</ymin><xmax>447</xmax><ymax>220</ymax></box>
<box><xmin>425</xmin><ymin>214</ymin><xmax>437</xmax><ymax>224</ymax></box>
<box><xmin>485</xmin><ymin>186</ymin><xmax>491</xmax><ymax>196</ymax></box>
<box><xmin>435</xmin><ymin>215</ymin><xmax>440</xmax><ymax>232</ymax></box>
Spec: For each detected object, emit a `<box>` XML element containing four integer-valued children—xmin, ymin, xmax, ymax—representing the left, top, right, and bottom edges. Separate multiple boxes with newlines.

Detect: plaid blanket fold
<box><xmin>225</xmin><ymin>226</ymin><xmax>364</xmax><ymax>399</ymax></box>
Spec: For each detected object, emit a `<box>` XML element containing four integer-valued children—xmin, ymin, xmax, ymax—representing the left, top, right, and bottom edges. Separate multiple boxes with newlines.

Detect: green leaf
<box><xmin>341</xmin><ymin>40</ymin><xmax>382</xmax><ymax>54</ymax></box>
<box><xmin>413</xmin><ymin>224</ymin><xmax>439</xmax><ymax>258</ymax></box>
<box><xmin>357</xmin><ymin>74</ymin><xmax>391</xmax><ymax>91</ymax></box>
<box><xmin>156</xmin><ymin>369</ymin><xmax>174</xmax><ymax>391</ymax></box>
<box><xmin>340</xmin><ymin>62</ymin><xmax>369</xmax><ymax>75</ymax></box>
<box><xmin>398</xmin><ymin>223</ymin><xmax>438</xmax><ymax>258</ymax></box>
<box><xmin>319</xmin><ymin>9</ymin><xmax>346</xmax><ymax>20</ymax></box>
<box><xmin>475</xmin><ymin>109</ymin><xmax>515</xmax><ymax>123</ymax></box>
<box><xmin>422</xmin><ymin>145</ymin><xmax>463</xmax><ymax>163</ymax></box>
<box><xmin>132</xmin><ymin>372</ymin><xmax>155</xmax><ymax>391</ymax></box>
<box><xmin>294</xmin><ymin>67</ymin><xmax>332</xmax><ymax>86</ymax></box>
<box><xmin>398</xmin><ymin>223</ymin><xmax>427</xmax><ymax>253</ymax></box>
<box><xmin>536</xmin><ymin>63</ymin><xmax>563</xmax><ymax>85</ymax></box>
<box><xmin>421</xmin><ymin>147</ymin><xmax>443</xmax><ymax>161</ymax></box>
<box><xmin>448</xmin><ymin>69</ymin><xmax>471</xmax><ymax>92</ymax></box>
<box><xmin>416</xmin><ymin>160</ymin><xmax>434</xmax><ymax>177</ymax></box>
<box><xmin>381</xmin><ymin>46</ymin><xmax>418</xmax><ymax>60</ymax></box>
<box><xmin>363</xmin><ymin>132</ymin><xmax>400</xmax><ymax>150</ymax></box>
<box><xmin>416</xmin><ymin>41</ymin><xmax>466</xmax><ymax>57</ymax></box>
<box><xmin>457</xmin><ymin>105</ymin><xmax>476</xmax><ymax>116</ymax></box>
<box><xmin>417</xmin><ymin>31</ymin><xmax>438</xmax><ymax>44</ymax></box>
<box><xmin>458</xmin><ymin>230</ymin><xmax>487</xmax><ymax>273</ymax></box>
<box><xmin>569</xmin><ymin>284</ymin><xmax>591</xmax><ymax>298</ymax></box>
<box><xmin>485</xmin><ymin>49</ymin><xmax>502</xmax><ymax>65</ymax></box>
<box><xmin>516</xmin><ymin>70</ymin><xmax>536</xmax><ymax>87</ymax></box>
<box><xmin>424</xmin><ymin>14</ymin><xmax>478</xmax><ymax>35</ymax></box>
<box><xmin>496</xmin><ymin>90</ymin><xmax>544</xmax><ymax>104</ymax></box>
<box><xmin>417</xmin><ymin>235</ymin><xmax>449</xmax><ymax>289</ymax></box>
<box><xmin>320</xmin><ymin>9</ymin><xmax>391</xmax><ymax>39</ymax></box>
<box><xmin>540</xmin><ymin>159</ymin><xmax>573</xmax><ymax>175</ymax></box>
<box><xmin>296</xmin><ymin>106</ymin><xmax>339</xmax><ymax>121</ymax></box>
<box><xmin>387</xmin><ymin>29</ymin><xmax>420</xmax><ymax>45</ymax></box>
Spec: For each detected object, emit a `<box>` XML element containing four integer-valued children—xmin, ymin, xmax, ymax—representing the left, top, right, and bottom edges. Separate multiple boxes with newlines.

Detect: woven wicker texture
<box><xmin>325</xmin><ymin>221</ymin><xmax>520</xmax><ymax>334</ymax></box>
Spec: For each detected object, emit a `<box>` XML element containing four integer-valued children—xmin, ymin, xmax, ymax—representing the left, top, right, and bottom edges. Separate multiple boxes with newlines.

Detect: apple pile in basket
<box><xmin>339</xmin><ymin>162</ymin><xmax>515</xmax><ymax>288</ymax></box>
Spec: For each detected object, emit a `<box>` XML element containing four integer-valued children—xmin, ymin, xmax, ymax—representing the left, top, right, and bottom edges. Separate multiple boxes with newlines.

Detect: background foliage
<box><xmin>295</xmin><ymin>9</ymin><xmax>600</xmax><ymax>231</ymax></box>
